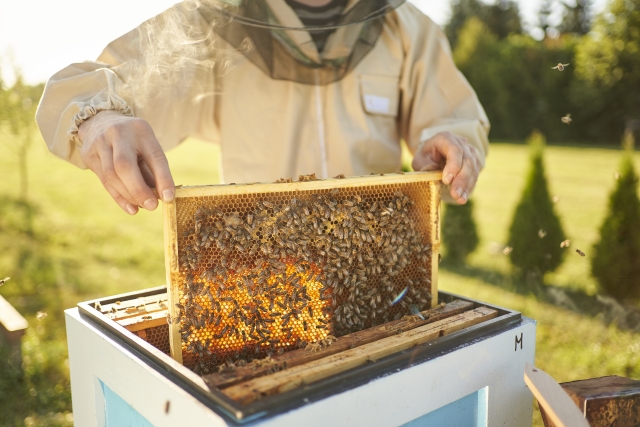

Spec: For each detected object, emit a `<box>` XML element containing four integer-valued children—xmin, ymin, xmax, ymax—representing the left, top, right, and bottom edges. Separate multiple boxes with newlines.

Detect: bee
<box><xmin>142</xmin><ymin>315</ymin><xmax>152</xmax><ymax>320</ymax></box>
<box><xmin>551</xmin><ymin>63</ymin><xmax>570</xmax><ymax>71</ymax></box>
<box><xmin>0</xmin><ymin>277</ymin><xmax>10</xmax><ymax>287</ymax></box>
<box><xmin>165</xmin><ymin>400</ymin><xmax>171</xmax><ymax>414</ymax></box>
<box><xmin>333</xmin><ymin>174</ymin><xmax>346</xmax><ymax>179</ymax></box>
<box><xmin>560</xmin><ymin>239</ymin><xmax>571</xmax><ymax>248</ymax></box>
<box><xmin>561</xmin><ymin>114</ymin><xmax>572</xmax><ymax>125</ymax></box>
<box><xmin>538</xmin><ymin>229</ymin><xmax>547</xmax><ymax>238</ymax></box>
<box><xmin>576</xmin><ymin>249</ymin><xmax>586</xmax><ymax>257</ymax></box>
<box><xmin>36</xmin><ymin>311</ymin><xmax>48</xmax><ymax>321</ymax></box>
<box><xmin>502</xmin><ymin>246</ymin><xmax>513</xmax><ymax>255</ymax></box>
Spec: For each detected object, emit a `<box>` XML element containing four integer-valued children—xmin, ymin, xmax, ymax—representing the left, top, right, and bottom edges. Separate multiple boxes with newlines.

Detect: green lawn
<box><xmin>1</xmin><ymin>135</ymin><xmax>639</xmax><ymax>426</ymax></box>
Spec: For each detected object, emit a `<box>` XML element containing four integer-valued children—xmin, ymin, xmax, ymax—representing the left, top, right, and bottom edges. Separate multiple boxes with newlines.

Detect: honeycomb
<box><xmin>167</xmin><ymin>173</ymin><xmax>440</xmax><ymax>374</ymax></box>
<box><xmin>135</xmin><ymin>324</ymin><xmax>171</xmax><ymax>355</ymax></box>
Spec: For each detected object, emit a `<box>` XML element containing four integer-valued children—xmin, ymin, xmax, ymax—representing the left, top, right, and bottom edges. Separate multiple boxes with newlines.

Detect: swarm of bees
<box><xmin>174</xmin><ymin>185</ymin><xmax>433</xmax><ymax>374</ymax></box>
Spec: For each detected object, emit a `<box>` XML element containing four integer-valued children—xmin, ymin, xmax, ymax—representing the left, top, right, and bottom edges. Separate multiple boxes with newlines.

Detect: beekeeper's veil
<box><xmin>200</xmin><ymin>0</ymin><xmax>406</xmax><ymax>85</ymax></box>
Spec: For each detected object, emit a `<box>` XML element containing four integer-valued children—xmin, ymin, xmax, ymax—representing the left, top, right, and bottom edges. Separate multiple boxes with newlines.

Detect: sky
<box><xmin>0</xmin><ymin>0</ymin><xmax>609</xmax><ymax>86</ymax></box>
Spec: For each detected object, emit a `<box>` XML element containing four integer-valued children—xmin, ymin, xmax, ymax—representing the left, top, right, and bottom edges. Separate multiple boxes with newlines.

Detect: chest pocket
<box><xmin>358</xmin><ymin>74</ymin><xmax>401</xmax><ymax>171</ymax></box>
<box><xmin>359</xmin><ymin>74</ymin><xmax>400</xmax><ymax>117</ymax></box>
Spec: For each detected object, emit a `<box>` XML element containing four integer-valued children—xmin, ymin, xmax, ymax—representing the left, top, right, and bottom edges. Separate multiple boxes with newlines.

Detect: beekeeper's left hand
<box><xmin>411</xmin><ymin>131</ymin><xmax>482</xmax><ymax>205</ymax></box>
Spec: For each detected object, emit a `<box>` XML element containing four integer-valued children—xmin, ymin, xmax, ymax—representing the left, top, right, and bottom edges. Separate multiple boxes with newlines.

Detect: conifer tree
<box><xmin>591</xmin><ymin>131</ymin><xmax>640</xmax><ymax>301</ymax></box>
<box><xmin>507</xmin><ymin>131</ymin><xmax>566</xmax><ymax>283</ymax></box>
<box><xmin>442</xmin><ymin>199</ymin><xmax>479</xmax><ymax>265</ymax></box>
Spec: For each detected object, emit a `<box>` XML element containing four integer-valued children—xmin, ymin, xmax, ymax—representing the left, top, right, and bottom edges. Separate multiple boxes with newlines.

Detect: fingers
<box><xmin>112</xmin><ymin>142</ymin><xmax>159</xmax><ymax>211</ymax></box>
<box><xmin>138</xmin><ymin>129</ymin><xmax>175</xmax><ymax>202</ymax></box>
<box><xmin>450</xmin><ymin>144</ymin><xmax>480</xmax><ymax>204</ymax></box>
<box><xmin>413</xmin><ymin>132</ymin><xmax>482</xmax><ymax>205</ymax></box>
<box><xmin>79</xmin><ymin>115</ymin><xmax>172</xmax><ymax>214</ymax></box>
<box><xmin>83</xmin><ymin>152</ymin><xmax>139</xmax><ymax>215</ymax></box>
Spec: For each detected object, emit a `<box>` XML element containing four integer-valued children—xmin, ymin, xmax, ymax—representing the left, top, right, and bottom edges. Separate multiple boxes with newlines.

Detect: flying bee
<box><xmin>576</xmin><ymin>249</ymin><xmax>586</xmax><ymax>257</ymax></box>
<box><xmin>552</xmin><ymin>63</ymin><xmax>570</xmax><ymax>71</ymax></box>
<box><xmin>502</xmin><ymin>246</ymin><xmax>513</xmax><ymax>255</ymax></box>
<box><xmin>561</xmin><ymin>114</ymin><xmax>572</xmax><ymax>125</ymax></box>
<box><xmin>560</xmin><ymin>239</ymin><xmax>571</xmax><ymax>248</ymax></box>
<box><xmin>538</xmin><ymin>229</ymin><xmax>547</xmax><ymax>239</ymax></box>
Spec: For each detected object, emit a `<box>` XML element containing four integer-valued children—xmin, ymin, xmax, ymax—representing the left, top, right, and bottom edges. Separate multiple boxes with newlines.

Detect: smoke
<box><xmin>115</xmin><ymin>0</ymin><xmax>245</xmax><ymax>108</ymax></box>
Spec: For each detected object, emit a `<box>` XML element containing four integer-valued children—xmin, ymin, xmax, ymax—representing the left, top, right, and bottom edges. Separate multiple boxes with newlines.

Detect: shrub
<box><xmin>441</xmin><ymin>199</ymin><xmax>479</xmax><ymax>264</ymax></box>
<box><xmin>591</xmin><ymin>131</ymin><xmax>640</xmax><ymax>301</ymax></box>
<box><xmin>507</xmin><ymin>131</ymin><xmax>566</xmax><ymax>283</ymax></box>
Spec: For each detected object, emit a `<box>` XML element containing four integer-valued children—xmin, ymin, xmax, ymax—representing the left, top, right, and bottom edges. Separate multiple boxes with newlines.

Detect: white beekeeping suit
<box><xmin>36</xmin><ymin>0</ymin><xmax>489</xmax><ymax>185</ymax></box>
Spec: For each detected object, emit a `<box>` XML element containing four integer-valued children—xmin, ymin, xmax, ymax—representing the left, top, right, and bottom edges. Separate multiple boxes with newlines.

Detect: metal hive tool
<box><xmin>164</xmin><ymin>172</ymin><xmax>442</xmax><ymax>374</ymax></box>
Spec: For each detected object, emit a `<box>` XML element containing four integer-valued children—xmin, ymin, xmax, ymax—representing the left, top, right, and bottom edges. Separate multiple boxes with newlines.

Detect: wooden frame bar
<box><xmin>222</xmin><ymin>306</ymin><xmax>498</xmax><ymax>404</ymax></box>
<box><xmin>203</xmin><ymin>300</ymin><xmax>472</xmax><ymax>389</ymax></box>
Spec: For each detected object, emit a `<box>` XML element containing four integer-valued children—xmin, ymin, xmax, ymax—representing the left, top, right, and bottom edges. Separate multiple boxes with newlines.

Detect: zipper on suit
<box><xmin>314</xmin><ymin>70</ymin><xmax>329</xmax><ymax>179</ymax></box>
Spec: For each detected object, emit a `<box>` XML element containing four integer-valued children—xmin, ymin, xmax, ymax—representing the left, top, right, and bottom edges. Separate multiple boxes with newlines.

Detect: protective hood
<box><xmin>199</xmin><ymin>0</ymin><xmax>406</xmax><ymax>84</ymax></box>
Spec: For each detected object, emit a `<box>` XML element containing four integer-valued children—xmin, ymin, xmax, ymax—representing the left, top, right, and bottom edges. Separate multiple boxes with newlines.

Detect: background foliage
<box><xmin>507</xmin><ymin>132</ymin><xmax>566</xmax><ymax>283</ymax></box>
<box><xmin>591</xmin><ymin>132</ymin><xmax>640</xmax><ymax>300</ymax></box>
<box><xmin>448</xmin><ymin>0</ymin><xmax>640</xmax><ymax>144</ymax></box>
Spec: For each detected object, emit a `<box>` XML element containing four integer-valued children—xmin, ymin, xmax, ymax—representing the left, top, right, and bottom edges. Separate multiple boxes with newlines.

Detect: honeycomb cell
<box><xmin>171</xmin><ymin>175</ymin><xmax>439</xmax><ymax>374</ymax></box>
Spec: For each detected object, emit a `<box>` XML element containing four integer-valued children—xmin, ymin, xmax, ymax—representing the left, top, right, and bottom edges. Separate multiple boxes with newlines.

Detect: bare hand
<box><xmin>78</xmin><ymin>111</ymin><xmax>175</xmax><ymax>215</ymax></box>
<box><xmin>411</xmin><ymin>131</ymin><xmax>482</xmax><ymax>205</ymax></box>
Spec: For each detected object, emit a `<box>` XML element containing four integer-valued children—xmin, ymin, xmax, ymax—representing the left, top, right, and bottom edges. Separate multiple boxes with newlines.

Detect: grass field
<box><xmin>1</xmin><ymin>135</ymin><xmax>639</xmax><ymax>426</ymax></box>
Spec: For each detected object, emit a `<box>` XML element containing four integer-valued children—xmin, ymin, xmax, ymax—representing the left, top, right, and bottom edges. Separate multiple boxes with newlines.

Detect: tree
<box><xmin>559</xmin><ymin>0</ymin><xmax>593</xmax><ymax>35</ymax></box>
<box><xmin>445</xmin><ymin>0</ymin><xmax>523</xmax><ymax>49</ymax></box>
<box><xmin>0</xmin><ymin>70</ymin><xmax>43</xmax><ymax>204</ymax></box>
<box><xmin>574</xmin><ymin>0</ymin><xmax>640</xmax><ymax>142</ymax></box>
<box><xmin>537</xmin><ymin>0</ymin><xmax>554</xmax><ymax>37</ymax></box>
<box><xmin>507</xmin><ymin>131</ymin><xmax>566</xmax><ymax>283</ymax></box>
<box><xmin>441</xmin><ymin>199</ymin><xmax>480</xmax><ymax>265</ymax></box>
<box><xmin>591</xmin><ymin>131</ymin><xmax>640</xmax><ymax>301</ymax></box>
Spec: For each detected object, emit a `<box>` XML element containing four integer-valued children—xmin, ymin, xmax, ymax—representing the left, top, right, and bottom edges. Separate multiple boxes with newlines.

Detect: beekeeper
<box><xmin>36</xmin><ymin>0</ymin><xmax>489</xmax><ymax>216</ymax></box>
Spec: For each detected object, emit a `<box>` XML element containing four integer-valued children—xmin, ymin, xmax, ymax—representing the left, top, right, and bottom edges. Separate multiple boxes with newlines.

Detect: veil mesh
<box><xmin>199</xmin><ymin>0</ymin><xmax>405</xmax><ymax>85</ymax></box>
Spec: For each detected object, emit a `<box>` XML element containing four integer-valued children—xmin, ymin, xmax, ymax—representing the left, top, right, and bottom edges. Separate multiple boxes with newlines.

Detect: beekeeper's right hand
<box><xmin>78</xmin><ymin>110</ymin><xmax>175</xmax><ymax>215</ymax></box>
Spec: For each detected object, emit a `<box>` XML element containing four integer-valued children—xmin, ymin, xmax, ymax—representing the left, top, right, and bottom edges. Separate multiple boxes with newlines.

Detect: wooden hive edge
<box><xmin>174</xmin><ymin>171</ymin><xmax>442</xmax><ymax>199</ymax></box>
<box><xmin>163</xmin><ymin>200</ymin><xmax>183</xmax><ymax>364</ymax></box>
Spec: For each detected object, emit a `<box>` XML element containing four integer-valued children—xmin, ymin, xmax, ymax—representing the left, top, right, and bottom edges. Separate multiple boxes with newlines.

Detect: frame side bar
<box><xmin>164</xmin><ymin>200</ymin><xmax>183</xmax><ymax>364</ymax></box>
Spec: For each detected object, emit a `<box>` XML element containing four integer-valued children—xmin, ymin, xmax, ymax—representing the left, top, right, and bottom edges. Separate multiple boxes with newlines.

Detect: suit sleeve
<box><xmin>35</xmin><ymin>4</ymin><xmax>218</xmax><ymax>169</ymax></box>
<box><xmin>396</xmin><ymin>4</ymin><xmax>490</xmax><ymax>166</ymax></box>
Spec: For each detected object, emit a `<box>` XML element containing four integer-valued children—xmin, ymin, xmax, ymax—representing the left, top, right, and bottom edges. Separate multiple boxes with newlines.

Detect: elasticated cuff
<box><xmin>67</xmin><ymin>95</ymin><xmax>133</xmax><ymax>148</ymax></box>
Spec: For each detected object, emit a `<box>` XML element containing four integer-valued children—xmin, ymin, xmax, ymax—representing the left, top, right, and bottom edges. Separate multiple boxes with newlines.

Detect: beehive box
<box><xmin>163</xmin><ymin>172</ymin><xmax>441</xmax><ymax>373</ymax></box>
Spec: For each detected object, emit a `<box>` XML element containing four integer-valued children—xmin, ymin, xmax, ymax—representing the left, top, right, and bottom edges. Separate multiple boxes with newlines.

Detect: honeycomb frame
<box><xmin>164</xmin><ymin>172</ymin><xmax>442</xmax><ymax>369</ymax></box>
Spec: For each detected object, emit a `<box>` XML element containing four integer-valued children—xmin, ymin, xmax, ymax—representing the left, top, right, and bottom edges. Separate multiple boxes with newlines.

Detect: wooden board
<box><xmin>222</xmin><ymin>306</ymin><xmax>497</xmax><ymax>404</ymax></box>
<box><xmin>428</xmin><ymin>180</ymin><xmax>441</xmax><ymax>306</ymax></box>
<box><xmin>540</xmin><ymin>376</ymin><xmax>640</xmax><ymax>427</ymax></box>
<box><xmin>95</xmin><ymin>293</ymin><xmax>169</xmax><ymax>330</ymax></box>
<box><xmin>524</xmin><ymin>363</ymin><xmax>590</xmax><ymax>427</ymax></box>
<box><xmin>163</xmin><ymin>200</ymin><xmax>183</xmax><ymax>364</ymax></box>
<box><xmin>203</xmin><ymin>300</ymin><xmax>472</xmax><ymax>389</ymax></box>
<box><xmin>175</xmin><ymin>172</ymin><xmax>442</xmax><ymax>198</ymax></box>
